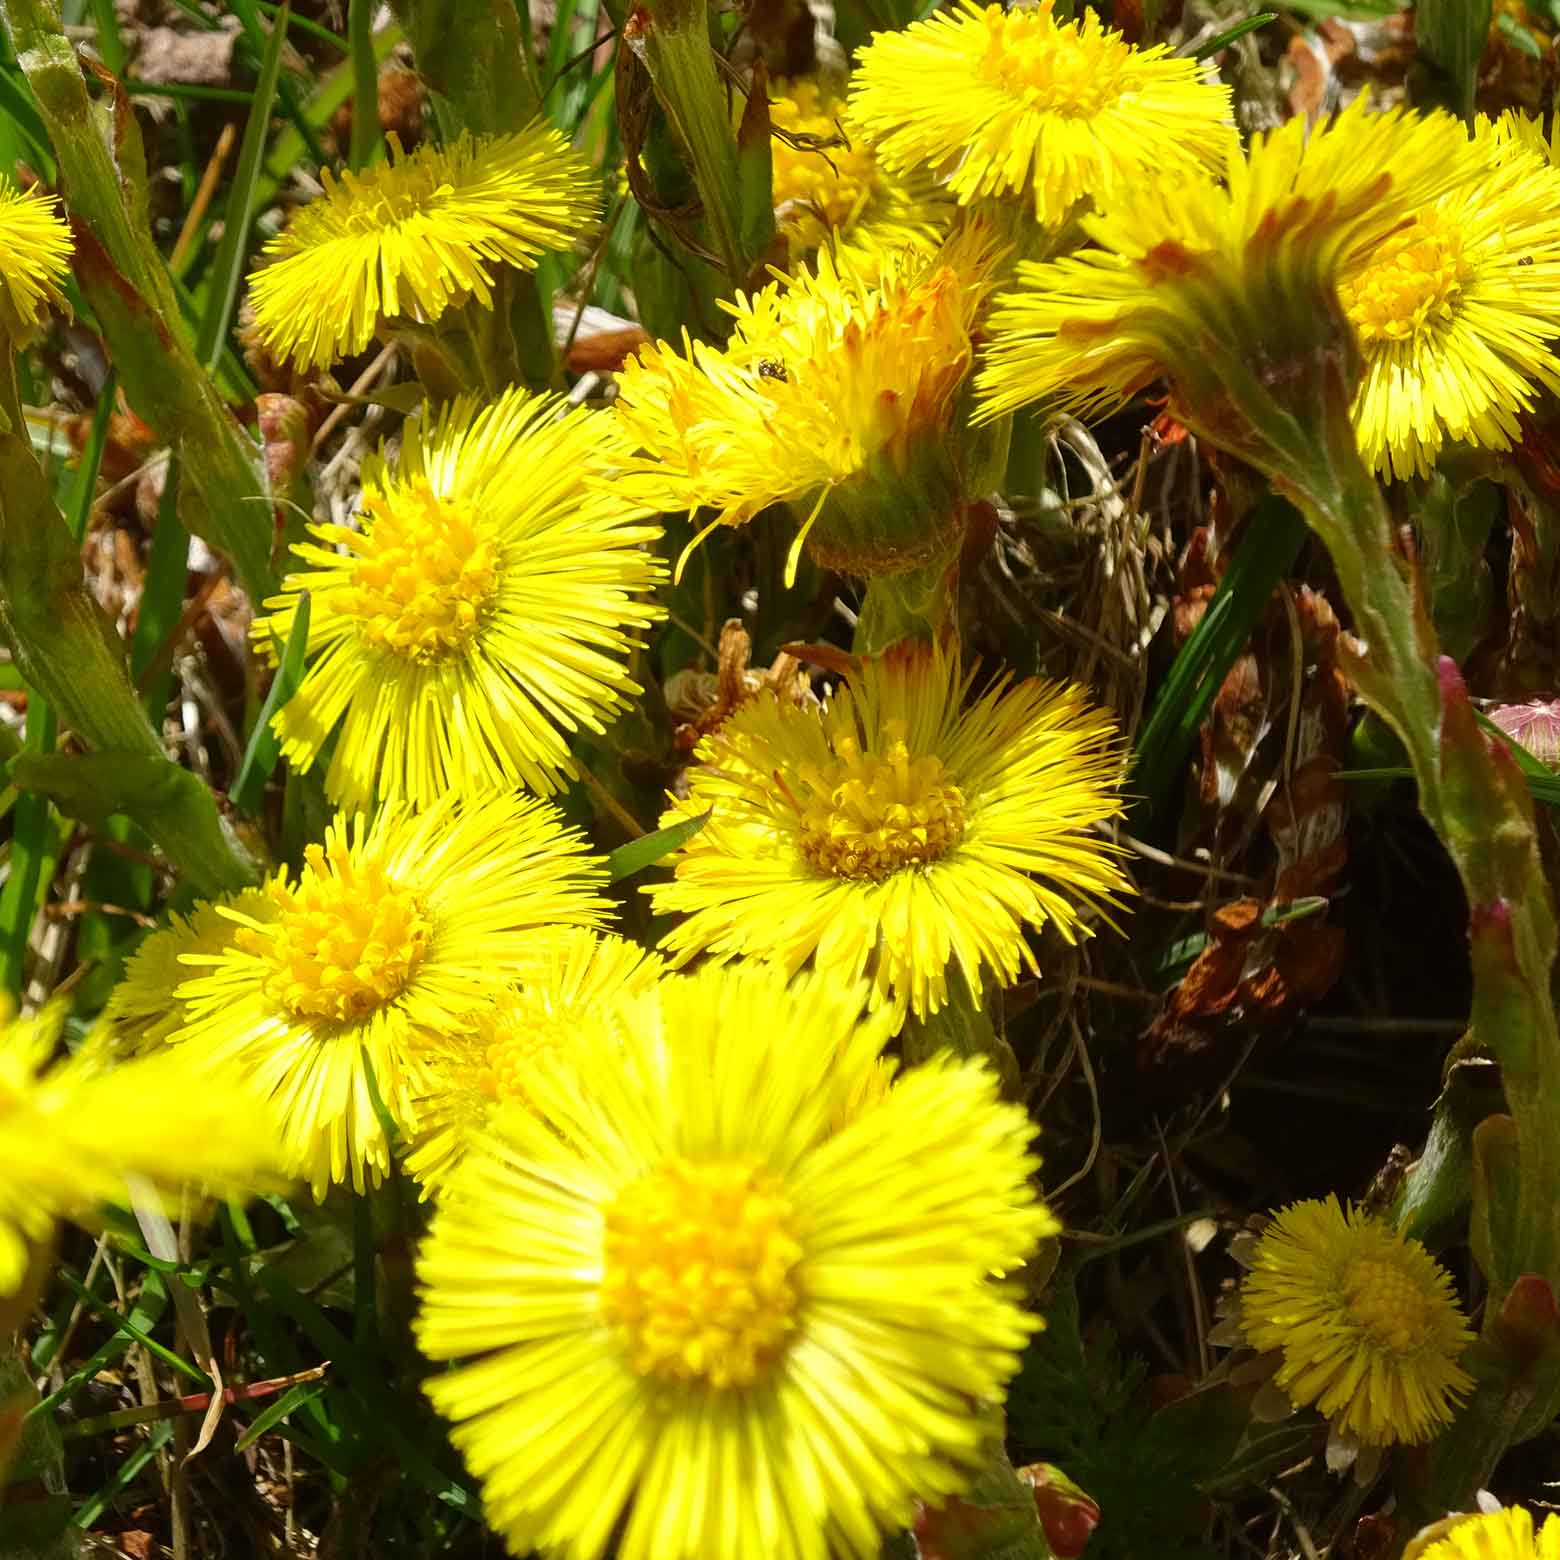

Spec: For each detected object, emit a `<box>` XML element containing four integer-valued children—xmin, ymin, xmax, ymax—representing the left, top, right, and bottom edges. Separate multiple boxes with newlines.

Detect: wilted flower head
<box><xmin>611</xmin><ymin>229</ymin><xmax>1000</xmax><ymax>581</ymax></box>
<box><xmin>247</xmin><ymin>128</ymin><xmax>599</xmax><ymax>369</ymax></box>
<box><xmin>848</xmin><ymin>0</ymin><xmax>1234</xmax><ymax>226</ymax></box>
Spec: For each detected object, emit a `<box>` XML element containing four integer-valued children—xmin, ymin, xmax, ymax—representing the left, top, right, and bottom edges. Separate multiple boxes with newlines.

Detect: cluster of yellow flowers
<box><xmin>6</xmin><ymin>0</ymin><xmax>1557</xmax><ymax>1549</ymax></box>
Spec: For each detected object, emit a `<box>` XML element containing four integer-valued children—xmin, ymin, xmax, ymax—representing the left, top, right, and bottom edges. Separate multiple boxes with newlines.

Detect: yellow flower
<box><xmin>105</xmin><ymin>890</ymin><xmax>275</xmax><ymax>1053</ymax></box>
<box><xmin>254</xmin><ymin>389</ymin><xmax>665</xmax><ymax>811</ymax></box>
<box><xmin>1494</xmin><ymin>107</ymin><xmax>1560</xmax><ymax>166</ymax></box>
<box><xmin>647</xmin><ymin>638</ymin><xmax>1131</xmax><ymax>1019</ymax></box>
<box><xmin>847</xmin><ymin>0</ymin><xmax>1234</xmax><ymax>226</ymax></box>
<box><xmin>611</xmin><ymin>232</ymin><xmax>997</xmax><ymax>580</ymax></box>
<box><xmin>172</xmin><ymin>792</ymin><xmax>610</xmax><ymax>1198</ymax></box>
<box><xmin>768</xmin><ymin>78</ymin><xmax>948</xmax><ymax>258</ymax></box>
<box><xmin>0</xmin><ymin>1004</ymin><xmax>279</xmax><ymax>1295</ymax></box>
<box><xmin>247</xmin><ymin>128</ymin><xmax>599</xmax><ymax>369</ymax></box>
<box><xmin>0</xmin><ymin>178</ymin><xmax>71</xmax><ymax>334</ymax></box>
<box><xmin>415</xmin><ymin>962</ymin><xmax>1055</xmax><ymax>1560</ymax></box>
<box><xmin>1339</xmin><ymin>124</ymin><xmax>1560</xmax><ymax>479</ymax></box>
<box><xmin>406</xmin><ymin>929</ymin><xmax>665</xmax><ymax>1194</ymax></box>
<box><xmin>1407</xmin><ymin>1507</ymin><xmax>1560</xmax><ymax>1560</ymax></box>
<box><xmin>976</xmin><ymin>97</ymin><xmax>1476</xmax><ymax>438</ymax></box>
<box><xmin>1238</xmin><ymin>1197</ymin><xmax>1474</xmax><ymax>1447</ymax></box>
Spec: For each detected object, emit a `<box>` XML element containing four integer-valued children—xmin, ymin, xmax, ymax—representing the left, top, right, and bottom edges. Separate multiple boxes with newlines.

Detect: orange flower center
<box><xmin>600</xmin><ymin>1157</ymin><xmax>802</xmax><ymax>1389</ymax></box>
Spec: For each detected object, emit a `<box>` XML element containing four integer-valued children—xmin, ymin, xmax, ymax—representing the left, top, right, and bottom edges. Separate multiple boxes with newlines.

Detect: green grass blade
<box><xmin>253</xmin><ymin>21</ymin><xmax>404</xmax><ymax>213</ymax></box>
<box><xmin>29</xmin><ymin>1273</ymin><xmax>171</xmax><ymax>1421</ymax></box>
<box><xmin>606</xmin><ymin>808</ymin><xmax>710</xmax><ymax>882</ymax></box>
<box><xmin>227</xmin><ymin>0</ymin><xmax>327</xmax><ymax>165</ymax></box>
<box><xmin>196</xmin><ymin>2</ymin><xmax>290</xmax><ymax>371</ymax></box>
<box><xmin>1188</xmin><ymin>11</ymin><xmax>1276</xmax><ymax>58</ymax></box>
<box><xmin>0</xmin><ymin>375</ymin><xmax>115</xmax><ymax>995</ymax></box>
<box><xmin>234</xmin><ymin>1382</ymin><xmax>329</xmax><ymax>1452</ymax></box>
<box><xmin>0</xmin><ymin>63</ymin><xmax>56</xmax><ymax>175</ymax></box>
<box><xmin>70</xmin><ymin>1420</ymin><xmax>173</xmax><ymax>1529</ymax></box>
<box><xmin>129</xmin><ymin>456</ymin><xmax>187</xmax><ymax>723</ymax></box>
<box><xmin>347</xmin><ymin>0</ymin><xmax>382</xmax><ymax>168</ymax></box>
<box><xmin>85</xmin><ymin>0</ymin><xmax>126</xmax><ymax>71</ymax></box>
<box><xmin>50</xmin><ymin>1272</ymin><xmax>212</xmax><ymax>1390</ymax></box>
<box><xmin>231</xmin><ymin>591</ymin><xmax>311</xmax><ymax>813</ymax></box>
<box><xmin>252</xmin><ymin>1266</ymin><xmax>481</xmax><ymax>1513</ymax></box>
<box><xmin>1128</xmin><ymin>494</ymin><xmax>1309</xmax><ymax>824</ymax></box>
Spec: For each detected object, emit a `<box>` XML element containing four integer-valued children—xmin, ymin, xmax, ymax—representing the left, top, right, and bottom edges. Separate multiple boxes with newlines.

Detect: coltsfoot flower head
<box><xmin>768</xmin><ymin>78</ymin><xmax>949</xmax><ymax>258</ymax></box>
<box><xmin>976</xmin><ymin>97</ymin><xmax>1477</xmax><ymax>482</ymax></box>
<box><xmin>406</xmin><ymin>929</ymin><xmax>665</xmax><ymax>1194</ymax></box>
<box><xmin>1406</xmin><ymin>1506</ymin><xmax>1560</xmax><ymax>1560</ymax></box>
<box><xmin>611</xmin><ymin>230</ymin><xmax>999</xmax><ymax>581</ymax></box>
<box><xmin>0</xmin><ymin>1004</ymin><xmax>280</xmax><ymax>1295</ymax></box>
<box><xmin>255</xmin><ymin>389</ymin><xmax>665</xmax><ymax>811</ymax></box>
<box><xmin>106</xmin><ymin>889</ymin><xmax>275</xmax><ymax>1052</ymax></box>
<box><xmin>1339</xmin><ymin>123</ymin><xmax>1560</xmax><ymax>478</ymax></box>
<box><xmin>247</xmin><ymin>128</ymin><xmax>599</xmax><ymax>369</ymax></box>
<box><xmin>172</xmin><ymin>792</ymin><xmax>610</xmax><ymax>1198</ymax></box>
<box><xmin>647</xmin><ymin>637</ymin><xmax>1131</xmax><ymax>1019</ymax></box>
<box><xmin>0</xmin><ymin>178</ymin><xmax>71</xmax><ymax>334</ymax></box>
<box><xmin>1237</xmin><ymin>1196</ymin><xmax>1474</xmax><ymax>1446</ymax></box>
<box><xmin>415</xmin><ymin>962</ymin><xmax>1057</xmax><ymax>1560</ymax></box>
<box><xmin>848</xmin><ymin>0</ymin><xmax>1234</xmax><ymax>226</ymax></box>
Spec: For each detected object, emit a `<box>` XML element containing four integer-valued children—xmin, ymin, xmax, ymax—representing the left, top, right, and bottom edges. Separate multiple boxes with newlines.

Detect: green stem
<box><xmin>347</xmin><ymin>0</ymin><xmax>383</xmax><ymax>169</ymax></box>
<box><xmin>1268</xmin><ymin>399</ymin><xmax>1560</xmax><ymax>1522</ymax></box>
<box><xmin>853</xmin><ymin>547</ymin><xmax>960</xmax><ymax>653</ymax></box>
<box><xmin>1291</xmin><ymin>448</ymin><xmax>1560</xmax><ymax>1283</ymax></box>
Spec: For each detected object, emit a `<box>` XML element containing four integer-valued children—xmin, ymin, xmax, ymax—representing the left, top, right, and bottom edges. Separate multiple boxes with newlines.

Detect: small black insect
<box><xmin>756</xmin><ymin>358</ymin><xmax>789</xmax><ymax>382</ymax></box>
<box><xmin>1519</xmin><ymin>255</ymin><xmax>1535</xmax><ymax>267</ymax></box>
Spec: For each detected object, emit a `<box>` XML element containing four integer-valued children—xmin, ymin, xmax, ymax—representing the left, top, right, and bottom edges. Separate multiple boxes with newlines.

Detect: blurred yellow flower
<box><xmin>1408</xmin><ymin>1507</ymin><xmax>1560</xmax><ymax>1560</ymax></box>
<box><xmin>1238</xmin><ymin>1196</ymin><xmax>1474</xmax><ymax>1446</ymax></box>
<box><xmin>247</xmin><ymin>128</ymin><xmax>599</xmax><ymax>369</ymax></box>
<box><xmin>611</xmin><ymin>231</ymin><xmax>997</xmax><ymax>580</ymax></box>
<box><xmin>173</xmin><ymin>793</ymin><xmax>609</xmax><ymax>1198</ymax></box>
<box><xmin>106</xmin><ymin>889</ymin><xmax>275</xmax><ymax>1053</ymax></box>
<box><xmin>416</xmin><ymin>961</ymin><xmax>1054</xmax><ymax>1560</ymax></box>
<box><xmin>767</xmin><ymin>78</ymin><xmax>948</xmax><ymax>258</ymax></box>
<box><xmin>976</xmin><ymin>98</ymin><xmax>1475</xmax><ymax>437</ymax></box>
<box><xmin>406</xmin><ymin>929</ymin><xmax>665</xmax><ymax>1194</ymax></box>
<box><xmin>254</xmin><ymin>389</ymin><xmax>664</xmax><ymax>811</ymax></box>
<box><xmin>0</xmin><ymin>178</ymin><xmax>70</xmax><ymax>334</ymax></box>
<box><xmin>648</xmin><ymin>638</ymin><xmax>1130</xmax><ymax>1019</ymax></box>
<box><xmin>848</xmin><ymin>0</ymin><xmax>1233</xmax><ymax>225</ymax></box>
<box><xmin>0</xmin><ymin>1004</ymin><xmax>279</xmax><ymax>1295</ymax></box>
<box><xmin>1337</xmin><ymin>119</ymin><xmax>1560</xmax><ymax>478</ymax></box>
